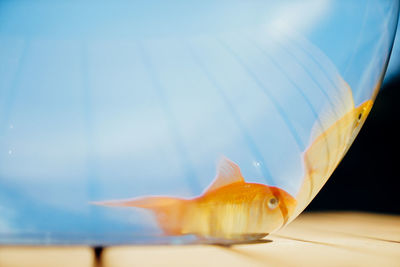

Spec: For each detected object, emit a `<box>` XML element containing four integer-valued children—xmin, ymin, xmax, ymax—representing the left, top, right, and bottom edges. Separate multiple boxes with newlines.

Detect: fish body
<box><xmin>92</xmin><ymin>157</ymin><xmax>297</xmax><ymax>240</ymax></box>
<box><xmin>183</xmin><ymin>182</ymin><xmax>296</xmax><ymax>239</ymax></box>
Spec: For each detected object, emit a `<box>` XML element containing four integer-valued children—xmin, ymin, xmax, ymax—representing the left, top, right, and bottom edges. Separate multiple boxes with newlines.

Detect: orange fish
<box><xmin>92</xmin><ymin>156</ymin><xmax>297</xmax><ymax>240</ymax></box>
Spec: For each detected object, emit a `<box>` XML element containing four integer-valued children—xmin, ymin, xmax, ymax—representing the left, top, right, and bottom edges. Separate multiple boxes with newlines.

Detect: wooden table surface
<box><xmin>1</xmin><ymin>212</ymin><xmax>399</xmax><ymax>267</ymax></box>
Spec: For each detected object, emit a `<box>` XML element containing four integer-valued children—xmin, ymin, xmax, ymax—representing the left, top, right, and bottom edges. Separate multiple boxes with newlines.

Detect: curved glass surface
<box><xmin>385</xmin><ymin>17</ymin><xmax>400</xmax><ymax>82</ymax></box>
<box><xmin>0</xmin><ymin>0</ymin><xmax>398</xmax><ymax>245</ymax></box>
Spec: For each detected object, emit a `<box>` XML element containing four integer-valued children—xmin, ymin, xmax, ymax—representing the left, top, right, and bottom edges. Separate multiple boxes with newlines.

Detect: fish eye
<box><xmin>267</xmin><ymin>197</ymin><xmax>279</xmax><ymax>210</ymax></box>
<box><xmin>357</xmin><ymin>107</ymin><xmax>367</xmax><ymax>122</ymax></box>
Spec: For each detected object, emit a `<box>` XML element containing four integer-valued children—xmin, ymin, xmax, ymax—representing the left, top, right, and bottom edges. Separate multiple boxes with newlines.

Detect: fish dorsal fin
<box><xmin>203</xmin><ymin>156</ymin><xmax>245</xmax><ymax>194</ymax></box>
<box><xmin>308</xmin><ymin>76</ymin><xmax>355</xmax><ymax>144</ymax></box>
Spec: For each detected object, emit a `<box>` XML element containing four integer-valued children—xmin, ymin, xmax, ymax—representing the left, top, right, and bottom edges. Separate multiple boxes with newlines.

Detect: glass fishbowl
<box><xmin>0</xmin><ymin>0</ymin><xmax>398</xmax><ymax>245</ymax></box>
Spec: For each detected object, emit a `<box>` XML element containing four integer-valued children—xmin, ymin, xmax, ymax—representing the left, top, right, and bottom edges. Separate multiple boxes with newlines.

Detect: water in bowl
<box><xmin>0</xmin><ymin>0</ymin><xmax>398</xmax><ymax>245</ymax></box>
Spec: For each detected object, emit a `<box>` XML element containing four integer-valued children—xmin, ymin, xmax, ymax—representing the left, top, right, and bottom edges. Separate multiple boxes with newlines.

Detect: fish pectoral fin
<box><xmin>203</xmin><ymin>156</ymin><xmax>245</xmax><ymax>194</ymax></box>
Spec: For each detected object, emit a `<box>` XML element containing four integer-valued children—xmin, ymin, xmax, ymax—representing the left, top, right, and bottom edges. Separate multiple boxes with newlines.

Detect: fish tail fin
<box><xmin>91</xmin><ymin>196</ymin><xmax>188</xmax><ymax>235</ymax></box>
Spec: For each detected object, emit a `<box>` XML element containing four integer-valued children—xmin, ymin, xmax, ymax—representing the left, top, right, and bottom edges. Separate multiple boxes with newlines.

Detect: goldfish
<box><xmin>289</xmin><ymin>79</ymin><xmax>374</xmax><ymax>221</ymax></box>
<box><xmin>92</xmin><ymin>156</ymin><xmax>297</xmax><ymax>240</ymax></box>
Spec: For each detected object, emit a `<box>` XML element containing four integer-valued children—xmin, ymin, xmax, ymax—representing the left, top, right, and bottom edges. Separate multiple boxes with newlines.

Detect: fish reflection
<box><xmin>291</xmin><ymin>81</ymin><xmax>374</xmax><ymax>220</ymax></box>
<box><xmin>92</xmin><ymin>156</ymin><xmax>296</xmax><ymax>240</ymax></box>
